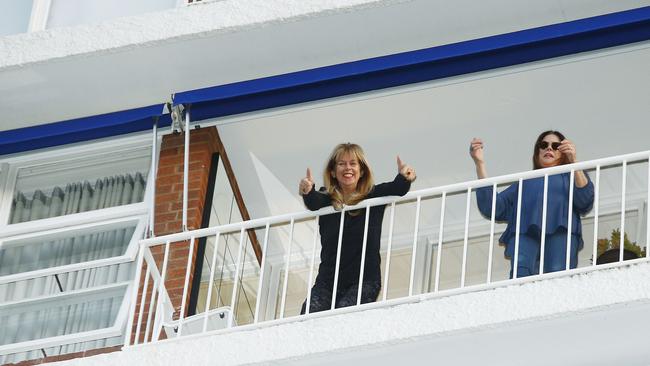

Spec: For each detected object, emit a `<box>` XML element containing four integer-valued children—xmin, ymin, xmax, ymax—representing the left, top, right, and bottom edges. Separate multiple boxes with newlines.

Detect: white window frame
<box><xmin>26</xmin><ymin>0</ymin><xmax>204</xmax><ymax>33</ymax></box>
<box><xmin>0</xmin><ymin>132</ymin><xmax>159</xmax><ymax>361</ymax></box>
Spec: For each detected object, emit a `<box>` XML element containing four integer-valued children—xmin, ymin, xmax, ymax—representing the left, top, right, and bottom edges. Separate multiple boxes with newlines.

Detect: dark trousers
<box><xmin>300</xmin><ymin>281</ymin><xmax>380</xmax><ymax>314</ymax></box>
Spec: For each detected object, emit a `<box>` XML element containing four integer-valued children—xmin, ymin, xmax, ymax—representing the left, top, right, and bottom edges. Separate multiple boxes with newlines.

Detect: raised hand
<box><xmin>558</xmin><ymin>139</ymin><xmax>577</xmax><ymax>163</ymax></box>
<box><xmin>469</xmin><ymin>137</ymin><xmax>484</xmax><ymax>164</ymax></box>
<box><xmin>299</xmin><ymin>168</ymin><xmax>315</xmax><ymax>195</ymax></box>
<box><xmin>397</xmin><ymin>156</ymin><xmax>416</xmax><ymax>182</ymax></box>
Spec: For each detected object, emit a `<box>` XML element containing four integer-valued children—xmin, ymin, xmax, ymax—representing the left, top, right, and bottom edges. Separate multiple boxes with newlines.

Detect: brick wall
<box><xmin>130</xmin><ymin>126</ymin><xmax>220</xmax><ymax>345</ymax></box>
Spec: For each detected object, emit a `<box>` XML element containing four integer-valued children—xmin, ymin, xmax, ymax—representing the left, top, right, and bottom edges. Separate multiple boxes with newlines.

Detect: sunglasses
<box><xmin>537</xmin><ymin>141</ymin><xmax>561</xmax><ymax>150</ymax></box>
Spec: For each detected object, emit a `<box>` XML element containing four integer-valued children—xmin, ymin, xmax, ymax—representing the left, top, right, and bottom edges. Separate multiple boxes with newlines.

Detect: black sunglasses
<box><xmin>537</xmin><ymin>141</ymin><xmax>561</xmax><ymax>150</ymax></box>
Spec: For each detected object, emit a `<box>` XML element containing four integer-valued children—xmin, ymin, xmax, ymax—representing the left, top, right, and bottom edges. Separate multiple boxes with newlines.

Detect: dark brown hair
<box><xmin>532</xmin><ymin>130</ymin><xmax>568</xmax><ymax>169</ymax></box>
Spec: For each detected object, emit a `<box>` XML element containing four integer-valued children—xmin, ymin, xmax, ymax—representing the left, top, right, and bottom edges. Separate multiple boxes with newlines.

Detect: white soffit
<box><xmin>1</xmin><ymin>0</ymin><xmax>649</xmax><ymax>130</ymax></box>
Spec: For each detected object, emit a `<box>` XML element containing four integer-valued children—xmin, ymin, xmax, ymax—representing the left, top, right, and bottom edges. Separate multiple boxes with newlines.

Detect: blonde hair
<box><xmin>323</xmin><ymin>143</ymin><xmax>374</xmax><ymax>210</ymax></box>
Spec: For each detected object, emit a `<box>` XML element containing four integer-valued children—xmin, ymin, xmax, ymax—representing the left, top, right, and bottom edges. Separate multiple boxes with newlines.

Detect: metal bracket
<box><xmin>170</xmin><ymin>104</ymin><xmax>185</xmax><ymax>133</ymax></box>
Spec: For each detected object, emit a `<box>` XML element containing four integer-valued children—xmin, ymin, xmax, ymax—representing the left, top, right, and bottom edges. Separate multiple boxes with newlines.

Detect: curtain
<box><xmin>0</xmin><ymin>173</ymin><xmax>145</xmax><ymax>364</ymax></box>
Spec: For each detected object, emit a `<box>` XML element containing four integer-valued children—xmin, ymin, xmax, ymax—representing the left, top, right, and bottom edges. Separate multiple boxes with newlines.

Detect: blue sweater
<box><xmin>476</xmin><ymin>173</ymin><xmax>594</xmax><ymax>255</ymax></box>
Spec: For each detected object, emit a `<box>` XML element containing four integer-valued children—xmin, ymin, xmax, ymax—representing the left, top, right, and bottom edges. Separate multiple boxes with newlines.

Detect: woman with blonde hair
<box><xmin>299</xmin><ymin>143</ymin><xmax>416</xmax><ymax>314</ymax></box>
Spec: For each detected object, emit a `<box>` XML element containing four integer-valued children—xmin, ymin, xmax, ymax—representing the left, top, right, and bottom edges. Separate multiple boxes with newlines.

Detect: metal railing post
<box><xmin>280</xmin><ymin>219</ymin><xmax>295</xmax><ymax>318</ymax></box>
<box><xmin>408</xmin><ymin>196</ymin><xmax>422</xmax><ymax>296</ymax></box>
<box><xmin>305</xmin><ymin>217</ymin><xmax>319</xmax><ymax>315</ymax></box>
<box><xmin>486</xmin><ymin>184</ymin><xmax>497</xmax><ymax>284</ymax></box>
<box><xmin>620</xmin><ymin>161</ymin><xmax>627</xmax><ymax>261</ymax></box>
<box><xmin>149</xmin><ymin>121</ymin><xmax>157</xmax><ymax>238</ymax></box>
<box><xmin>182</xmin><ymin>107</ymin><xmax>190</xmax><ymax>232</ymax></box>
<box><xmin>124</xmin><ymin>244</ymin><xmax>145</xmax><ymax>347</ymax></box>
<box><xmin>134</xmin><ymin>267</ymin><xmax>151</xmax><ymax>345</ymax></box>
<box><xmin>566</xmin><ymin>170</ymin><xmax>575</xmax><ymax>270</ymax></box>
<box><xmin>176</xmin><ymin>236</ymin><xmax>195</xmax><ymax>337</ymax></box>
<box><xmin>434</xmin><ymin>192</ymin><xmax>446</xmax><ymax>292</ymax></box>
<box><xmin>331</xmin><ymin>210</ymin><xmax>346</xmax><ymax>310</ymax></box>
<box><xmin>254</xmin><ymin>223</ymin><xmax>271</xmax><ymax>323</ymax></box>
<box><xmin>357</xmin><ymin>206</ymin><xmax>371</xmax><ymax>305</ymax></box>
<box><xmin>228</xmin><ymin>228</ymin><xmax>246</xmax><ymax>328</ymax></box>
<box><xmin>203</xmin><ymin>233</ymin><xmax>221</xmax><ymax>332</ymax></box>
<box><xmin>513</xmin><ymin>179</ymin><xmax>523</xmax><ymax>279</ymax></box>
<box><xmin>460</xmin><ymin>189</ymin><xmax>470</xmax><ymax>288</ymax></box>
<box><xmin>382</xmin><ymin>202</ymin><xmax>396</xmax><ymax>301</ymax></box>
<box><xmin>539</xmin><ymin>174</ymin><xmax>549</xmax><ymax>275</ymax></box>
<box><xmin>592</xmin><ymin>166</ymin><xmax>601</xmax><ymax>265</ymax></box>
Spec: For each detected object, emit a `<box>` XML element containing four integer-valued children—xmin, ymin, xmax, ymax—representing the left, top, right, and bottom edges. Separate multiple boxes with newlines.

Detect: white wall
<box><xmin>216</xmin><ymin>41</ymin><xmax>650</xmax><ymax>259</ymax></box>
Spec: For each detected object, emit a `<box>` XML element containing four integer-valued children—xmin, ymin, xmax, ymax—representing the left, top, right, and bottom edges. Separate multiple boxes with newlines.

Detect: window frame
<box><xmin>0</xmin><ymin>132</ymin><xmax>158</xmax><ymax>361</ymax></box>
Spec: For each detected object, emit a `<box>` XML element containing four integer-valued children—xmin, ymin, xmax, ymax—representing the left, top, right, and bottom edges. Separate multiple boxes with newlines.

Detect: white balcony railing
<box><xmin>127</xmin><ymin>149</ymin><xmax>650</xmax><ymax>347</ymax></box>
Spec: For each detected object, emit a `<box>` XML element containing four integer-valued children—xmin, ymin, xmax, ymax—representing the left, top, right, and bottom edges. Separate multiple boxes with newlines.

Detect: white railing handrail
<box><xmin>127</xmin><ymin>148</ymin><xmax>650</xmax><ymax>348</ymax></box>
<box><xmin>140</xmin><ymin>149</ymin><xmax>650</xmax><ymax>247</ymax></box>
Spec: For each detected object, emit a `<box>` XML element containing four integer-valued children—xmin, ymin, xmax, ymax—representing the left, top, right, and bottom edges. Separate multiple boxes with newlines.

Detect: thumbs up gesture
<box><xmin>299</xmin><ymin>168</ymin><xmax>315</xmax><ymax>195</ymax></box>
<box><xmin>397</xmin><ymin>156</ymin><xmax>416</xmax><ymax>182</ymax></box>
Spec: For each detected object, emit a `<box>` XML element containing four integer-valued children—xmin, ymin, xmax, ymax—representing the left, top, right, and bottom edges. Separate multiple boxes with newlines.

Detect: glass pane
<box><xmin>47</xmin><ymin>0</ymin><xmax>177</xmax><ymax>29</ymax></box>
<box><xmin>0</xmin><ymin>0</ymin><xmax>34</xmax><ymax>36</ymax></box>
<box><xmin>10</xmin><ymin>148</ymin><xmax>151</xmax><ymax>224</ymax></box>
<box><xmin>0</xmin><ymin>290</ymin><xmax>125</xmax><ymax>347</ymax></box>
<box><xmin>0</xmin><ymin>224</ymin><xmax>136</xmax><ymax>276</ymax></box>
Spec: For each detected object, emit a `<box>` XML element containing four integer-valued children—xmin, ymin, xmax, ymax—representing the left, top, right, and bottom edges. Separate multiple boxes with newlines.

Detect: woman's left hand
<box><xmin>559</xmin><ymin>140</ymin><xmax>577</xmax><ymax>163</ymax></box>
<box><xmin>397</xmin><ymin>156</ymin><xmax>416</xmax><ymax>182</ymax></box>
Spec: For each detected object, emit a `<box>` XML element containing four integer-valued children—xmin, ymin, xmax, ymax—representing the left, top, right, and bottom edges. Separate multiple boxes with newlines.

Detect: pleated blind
<box><xmin>0</xmin><ymin>172</ymin><xmax>147</xmax><ymax>363</ymax></box>
<box><xmin>10</xmin><ymin>172</ymin><xmax>146</xmax><ymax>224</ymax></box>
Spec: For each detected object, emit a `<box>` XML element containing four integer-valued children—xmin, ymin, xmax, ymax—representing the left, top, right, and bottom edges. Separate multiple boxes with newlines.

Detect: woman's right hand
<box><xmin>299</xmin><ymin>168</ymin><xmax>315</xmax><ymax>195</ymax></box>
<box><xmin>469</xmin><ymin>138</ymin><xmax>485</xmax><ymax>164</ymax></box>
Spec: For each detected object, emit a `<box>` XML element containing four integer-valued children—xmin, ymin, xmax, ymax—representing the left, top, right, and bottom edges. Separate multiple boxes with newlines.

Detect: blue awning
<box><xmin>0</xmin><ymin>104</ymin><xmax>171</xmax><ymax>155</ymax></box>
<box><xmin>173</xmin><ymin>6</ymin><xmax>650</xmax><ymax>122</ymax></box>
<box><xmin>3</xmin><ymin>6</ymin><xmax>650</xmax><ymax>155</ymax></box>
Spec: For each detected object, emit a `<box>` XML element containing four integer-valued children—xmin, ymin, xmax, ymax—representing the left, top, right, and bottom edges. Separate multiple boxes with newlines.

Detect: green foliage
<box><xmin>597</xmin><ymin>229</ymin><xmax>646</xmax><ymax>258</ymax></box>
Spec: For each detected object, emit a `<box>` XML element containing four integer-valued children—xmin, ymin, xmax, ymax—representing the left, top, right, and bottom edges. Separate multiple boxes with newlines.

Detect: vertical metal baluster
<box><xmin>134</xmin><ymin>266</ymin><xmax>151</xmax><ymax>345</ymax></box>
<box><xmin>143</xmin><ymin>276</ymin><xmax>158</xmax><ymax>343</ymax></box>
<box><xmin>487</xmin><ymin>184</ymin><xmax>497</xmax><ymax>284</ymax></box>
<box><xmin>460</xmin><ymin>189</ymin><xmax>470</xmax><ymax>288</ymax></box>
<box><xmin>228</xmin><ymin>228</ymin><xmax>246</xmax><ymax>328</ymax></box>
<box><xmin>182</xmin><ymin>107</ymin><xmax>190</xmax><ymax>231</ymax></box>
<box><xmin>254</xmin><ymin>223</ymin><xmax>271</xmax><ymax>323</ymax></box>
<box><xmin>124</xmin><ymin>244</ymin><xmax>145</xmax><ymax>347</ymax></box>
<box><xmin>513</xmin><ymin>179</ymin><xmax>523</xmax><ymax>279</ymax></box>
<box><xmin>228</xmin><ymin>227</ymin><xmax>245</xmax><ymax>328</ymax></box>
<box><xmin>331</xmin><ymin>209</ymin><xmax>346</xmax><ymax>310</ymax></box>
<box><xmin>592</xmin><ymin>166</ymin><xmax>601</xmax><ymax>266</ymax></box>
<box><xmin>566</xmin><ymin>170</ymin><xmax>575</xmax><ymax>270</ymax></box>
<box><xmin>434</xmin><ymin>192</ymin><xmax>446</xmax><ymax>292</ymax></box>
<box><xmin>539</xmin><ymin>174</ymin><xmax>549</xmax><ymax>275</ymax></box>
<box><xmin>152</xmin><ymin>241</ymin><xmax>171</xmax><ymax>342</ymax></box>
<box><xmin>177</xmin><ymin>236</ymin><xmax>196</xmax><ymax>337</ymax></box>
<box><xmin>149</xmin><ymin>121</ymin><xmax>157</xmax><ymax>238</ymax></box>
<box><xmin>357</xmin><ymin>205</ymin><xmax>371</xmax><ymax>305</ymax></box>
<box><xmin>280</xmin><ymin>218</ymin><xmax>295</xmax><ymax>318</ymax></box>
<box><xmin>382</xmin><ymin>202</ymin><xmax>396</xmax><ymax>301</ymax></box>
<box><xmin>305</xmin><ymin>217</ymin><xmax>319</xmax><ymax>315</ymax></box>
<box><xmin>124</xmin><ymin>246</ymin><xmax>144</xmax><ymax>347</ymax></box>
<box><xmin>408</xmin><ymin>197</ymin><xmax>422</xmax><ymax>296</ymax></box>
<box><xmin>647</xmin><ymin>157</ymin><xmax>650</xmax><ymax>259</ymax></box>
<box><xmin>202</xmin><ymin>233</ymin><xmax>221</xmax><ymax>333</ymax></box>
<box><xmin>620</xmin><ymin>161</ymin><xmax>627</xmax><ymax>261</ymax></box>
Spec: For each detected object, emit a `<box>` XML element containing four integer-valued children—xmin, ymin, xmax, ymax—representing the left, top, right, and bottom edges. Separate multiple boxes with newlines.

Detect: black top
<box><xmin>303</xmin><ymin>174</ymin><xmax>411</xmax><ymax>289</ymax></box>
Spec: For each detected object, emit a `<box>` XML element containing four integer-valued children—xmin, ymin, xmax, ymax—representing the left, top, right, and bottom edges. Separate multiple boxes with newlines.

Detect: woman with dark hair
<box><xmin>298</xmin><ymin>143</ymin><xmax>416</xmax><ymax>313</ymax></box>
<box><xmin>469</xmin><ymin>131</ymin><xmax>594</xmax><ymax>278</ymax></box>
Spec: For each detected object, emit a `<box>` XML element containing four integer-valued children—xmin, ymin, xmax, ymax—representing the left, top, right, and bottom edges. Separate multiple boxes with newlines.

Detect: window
<box><xmin>0</xmin><ymin>134</ymin><xmax>156</xmax><ymax>364</ymax></box>
<box><xmin>0</xmin><ymin>0</ymin><xmax>34</xmax><ymax>36</ymax></box>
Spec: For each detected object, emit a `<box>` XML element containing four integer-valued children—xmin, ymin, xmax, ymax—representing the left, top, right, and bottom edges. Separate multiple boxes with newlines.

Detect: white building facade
<box><xmin>1</xmin><ymin>1</ymin><xmax>650</xmax><ymax>365</ymax></box>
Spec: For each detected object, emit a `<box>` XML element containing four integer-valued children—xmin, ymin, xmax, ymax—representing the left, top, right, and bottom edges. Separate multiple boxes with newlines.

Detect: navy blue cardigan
<box><xmin>476</xmin><ymin>172</ymin><xmax>594</xmax><ymax>256</ymax></box>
